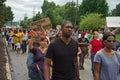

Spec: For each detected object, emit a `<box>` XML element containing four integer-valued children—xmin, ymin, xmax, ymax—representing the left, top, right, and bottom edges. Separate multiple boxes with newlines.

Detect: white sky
<box><xmin>5</xmin><ymin>0</ymin><xmax>120</xmax><ymax>21</ymax></box>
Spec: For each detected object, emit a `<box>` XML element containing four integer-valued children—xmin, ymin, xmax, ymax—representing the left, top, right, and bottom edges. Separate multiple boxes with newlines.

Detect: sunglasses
<box><xmin>106</xmin><ymin>40</ymin><xmax>116</xmax><ymax>42</ymax></box>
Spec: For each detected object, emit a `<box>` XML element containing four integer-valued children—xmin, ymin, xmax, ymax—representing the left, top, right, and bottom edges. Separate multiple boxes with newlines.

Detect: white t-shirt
<box><xmin>22</xmin><ymin>33</ymin><xmax>28</xmax><ymax>40</ymax></box>
<box><xmin>2</xmin><ymin>31</ymin><xmax>4</xmax><ymax>35</ymax></box>
<box><xmin>98</xmin><ymin>33</ymin><xmax>103</xmax><ymax>40</ymax></box>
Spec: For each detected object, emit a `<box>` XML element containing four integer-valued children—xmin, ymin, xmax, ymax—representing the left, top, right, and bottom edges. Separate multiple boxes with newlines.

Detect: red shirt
<box><xmin>90</xmin><ymin>39</ymin><xmax>102</xmax><ymax>53</ymax></box>
<box><xmin>28</xmin><ymin>30</ymin><xmax>32</xmax><ymax>35</ymax></box>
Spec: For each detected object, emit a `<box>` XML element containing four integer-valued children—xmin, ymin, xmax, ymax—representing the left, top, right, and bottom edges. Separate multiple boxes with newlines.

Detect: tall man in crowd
<box><xmin>44</xmin><ymin>21</ymin><xmax>80</xmax><ymax>80</ymax></box>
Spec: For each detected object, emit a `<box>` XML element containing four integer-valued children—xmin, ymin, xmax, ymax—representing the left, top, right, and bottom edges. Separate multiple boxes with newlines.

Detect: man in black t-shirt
<box><xmin>44</xmin><ymin>21</ymin><xmax>80</xmax><ymax>80</ymax></box>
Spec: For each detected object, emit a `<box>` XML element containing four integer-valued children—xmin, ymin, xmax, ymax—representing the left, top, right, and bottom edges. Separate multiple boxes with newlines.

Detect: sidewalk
<box><xmin>7</xmin><ymin>45</ymin><xmax>93</xmax><ymax>80</ymax></box>
<box><xmin>7</xmin><ymin>46</ymin><xmax>29</xmax><ymax>80</ymax></box>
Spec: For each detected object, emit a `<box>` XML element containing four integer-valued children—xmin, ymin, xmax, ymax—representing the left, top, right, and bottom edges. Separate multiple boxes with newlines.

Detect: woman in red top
<box><xmin>88</xmin><ymin>31</ymin><xmax>102</xmax><ymax>76</ymax></box>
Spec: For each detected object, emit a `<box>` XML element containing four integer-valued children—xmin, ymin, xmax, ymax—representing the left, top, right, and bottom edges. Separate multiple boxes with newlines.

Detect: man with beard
<box><xmin>44</xmin><ymin>21</ymin><xmax>80</xmax><ymax>80</ymax></box>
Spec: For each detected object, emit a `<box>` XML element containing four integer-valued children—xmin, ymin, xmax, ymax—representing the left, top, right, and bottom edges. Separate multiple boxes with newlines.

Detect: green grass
<box><xmin>116</xmin><ymin>34</ymin><xmax>120</xmax><ymax>41</ymax></box>
<box><xmin>0</xmin><ymin>33</ymin><xmax>1</xmax><ymax>38</ymax></box>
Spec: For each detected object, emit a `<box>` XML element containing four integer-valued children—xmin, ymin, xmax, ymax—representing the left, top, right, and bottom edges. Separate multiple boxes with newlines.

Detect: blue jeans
<box><xmin>91</xmin><ymin>52</ymin><xmax>96</xmax><ymax>76</ymax></box>
<box><xmin>2</xmin><ymin>35</ymin><xmax>4</xmax><ymax>38</ymax></box>
<box><xmin>30</xmin><ymin>68</ymin><xmax>43</xmax><ymax>80</ymax></box>
<box><xmin>22</xmin><ymin>40</ymin><xmax>27</xmax><ymax>53</ymax></box>
<box><xmin>26</xmin><ymin>52</ymin><xmax>33</xmax><ymax>78</ymax></box>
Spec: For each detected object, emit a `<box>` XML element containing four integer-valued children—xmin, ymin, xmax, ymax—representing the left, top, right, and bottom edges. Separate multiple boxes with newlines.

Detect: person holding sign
<box><xmin>29</xmin><ymin>36</ymin><xmax>48</xmax><ymax>80</ymax></box>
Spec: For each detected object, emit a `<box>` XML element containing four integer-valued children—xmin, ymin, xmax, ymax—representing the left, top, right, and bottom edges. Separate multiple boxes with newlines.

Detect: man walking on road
<box><xmin>44</xmin><ymin>21</ymin><xmax>80</xmax><ymax>80</ymax></box>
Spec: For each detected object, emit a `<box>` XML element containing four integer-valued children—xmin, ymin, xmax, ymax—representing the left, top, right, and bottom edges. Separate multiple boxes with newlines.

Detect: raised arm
<box><xmin>28</xmin><ymin>38</ymin><xmax>33</xmax><ymax>50</ymax></box>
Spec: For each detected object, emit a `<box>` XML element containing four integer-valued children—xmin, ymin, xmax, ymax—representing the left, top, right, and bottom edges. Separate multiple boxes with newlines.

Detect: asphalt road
<box><xmin>7</xmin><ymin>45</ymin><xmax>93</xmax><ymax>80</ymax></box>
<box><xmin>7</xmin><ymin>46</ymin><xmax>29</xmax><ymax>80</ymax></box>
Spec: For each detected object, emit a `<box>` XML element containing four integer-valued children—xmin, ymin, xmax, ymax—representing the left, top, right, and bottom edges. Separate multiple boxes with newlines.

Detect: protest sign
<box><xmin>106</xmin><ymin>17</ymin><xmax>120</xmax><ymax>27</ymax></box>
<box><xmin>30</xmin><ymin>17</ymin><xmax>52</xmax><ymax>31</ymax></box>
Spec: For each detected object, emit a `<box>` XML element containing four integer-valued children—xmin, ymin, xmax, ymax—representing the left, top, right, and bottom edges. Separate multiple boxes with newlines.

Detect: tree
<box><xmin>41</xmin><ymin>1</ymin><xmax>78</xmax><ymax>28</ymax></box>
<box><xmin>0</xmin><ymin>0</ymin><xmax>6</xmax><ymax>5</ymax></box>
<box><xmin>52</xmin><ymin>6</ymin><xmax>65</xmax><ymax>28</ymax></box>
<box><xmin>4</xmin><ymin>6</ymin><xmax>13</xmax><ymax>22</ymax></box>
<box><xmin>0</xmin><ymin>1</ymin><xmax>13</xmax><ymax>27</ymax></box>
<box><xmin>32</xmin><ymin>11</ymin><xmax>44</xmax><ymax>21</ymax></box>
<box><xmin>41</xmin><ymin>0</ymin><xmax>57</xmax><ymax>28</ymax></box>
<box><xmin>63</xmin><ymin>1</ymin><xmax>77</xmax><ymax>26</ymax></box>
<box><xmin>111</xmin><ymin>3</ymin><xmax>120</xmax><ymax>16</ymax></box>
<box><xmin>20</xmin><ymin>17</ymin><xmax>32</xmax><ymax>29</ymax></box>
<box><xmin>21</xmin><ymin>0</ymin><xmax>57</xmax><ymax>29</ymax></box>
<box><xmin>79</xmin><ymin>0</ymin><xmax>108</xmax><ymax>17</ymax></box>
<box><xmin>41</xmin><ymin>0</ymin><xmax>56</xmax><ymax>15</ymax></box>
<box><xmin>79</xmin><ymin>13</ymin><xmax>105</xmax><ymax>30</ymax></box>
<box><xmin>21</xmin><ymin>11</ymin><xmax>45</xmax><ymax>29</ymax></box>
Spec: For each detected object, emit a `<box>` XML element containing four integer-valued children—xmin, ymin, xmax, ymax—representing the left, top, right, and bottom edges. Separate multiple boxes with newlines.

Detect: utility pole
<box><xmin>74</xmin><ymin>0</ymin><xmax>78</xmax><ymax>27</ymax></box>
<box><xmin>33</xmin><ymin>8</ymin><xmax>35</xmax><ymax>17</ymax></box>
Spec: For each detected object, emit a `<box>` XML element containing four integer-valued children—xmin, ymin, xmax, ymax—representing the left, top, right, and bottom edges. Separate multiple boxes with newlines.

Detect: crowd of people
<box><xmin>1</xmin><ymin>21</ymin><xmax>120</xmax><ymax>80</ymax></box>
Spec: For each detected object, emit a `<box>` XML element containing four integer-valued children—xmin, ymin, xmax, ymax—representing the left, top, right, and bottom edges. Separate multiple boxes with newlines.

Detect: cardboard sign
<box><xmin>30</xmin><ymin>31</ymin><xmax>41</xmax><ymax>42</ymax></box>
<box><xmin>56</xmin><ymin>25</ymin><xmax>61</xmax><ymax>30</ymax></box>
<box><xmin>30</xmin><ymin>17</ymin><xmax>52</xmax><ymax>30</ymax></box>
<box><xmin>106</xmin><ymin>17</ymin><xmax>120</xmax><ymax>27</ymax></box>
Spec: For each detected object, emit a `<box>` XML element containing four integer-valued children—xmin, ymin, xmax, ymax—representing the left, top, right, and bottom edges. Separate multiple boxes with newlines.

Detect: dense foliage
<box><xmin>79</xmin><ymin>13</ymin><xmax>105</xmax><ymax>30</ymax></box>
<box><xmin>79</xmin><ymin>0</ymin><xmax>108</xmax><ymax>17</ymax></box>
<box><xmin>0</xmin><ymin>0</ymin><xmax>13</xmax><ymax>27</ymax></box>
<box><xmin>21</xmin><ymin>0</ymin><xmax>109</xmax><ymax>30</ymax></box>
<box><xmin>111</xmin><ymin>3</ymin><xmax>120</xmax><ymax>16</ymax></box>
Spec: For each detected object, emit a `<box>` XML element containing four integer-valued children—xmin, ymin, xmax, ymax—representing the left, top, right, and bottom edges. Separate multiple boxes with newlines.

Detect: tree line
<box><xmin>0</xmin><ymin>0</ymin><xmax>13</xmax><ymax>27</ymax></box>
<box><xmin>21</xmin><ymin>0</ymin><xmax>120</xmax><ymax>30</ymax></box>
<box><xmin>1</xmin><ymin>0</ymin><xmax>120</xmax><ymax>30</ymax></box>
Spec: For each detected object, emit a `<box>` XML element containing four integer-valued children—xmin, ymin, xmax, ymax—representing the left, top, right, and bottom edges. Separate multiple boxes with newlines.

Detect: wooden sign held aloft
<box><xmin>30</xmin><ymin>17</ymin><xmax>52</xmax><ymax>31</ymax></box>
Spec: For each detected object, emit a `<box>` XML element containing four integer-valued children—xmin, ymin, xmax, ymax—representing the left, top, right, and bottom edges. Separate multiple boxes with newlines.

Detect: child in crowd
<box><xmin>8</xmin><ymin>37</ymin><xmax>13</xmax><ymax>47</ymax></box>
<box><xmin>15</xmin><ymin>41</ymin><xmax>21</xmax><ymax>54</ymax></box>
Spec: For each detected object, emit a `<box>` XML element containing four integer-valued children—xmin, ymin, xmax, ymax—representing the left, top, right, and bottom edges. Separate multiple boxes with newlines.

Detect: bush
<box><xmin>116</xmin><ymin>34</ymin><xmax>120</xmax><ymax>41</ymax></box>
<box><xmin>79</xmin><ymin>13</ymin><xmax>105</xmax><ymax>30</ymax></box>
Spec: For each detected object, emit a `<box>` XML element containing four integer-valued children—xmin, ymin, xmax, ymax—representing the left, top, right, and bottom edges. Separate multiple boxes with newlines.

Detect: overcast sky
<box><xmin>5</xmin><ymin>0</ymin><xmax>120</xmax><ymax>21</ymax></box>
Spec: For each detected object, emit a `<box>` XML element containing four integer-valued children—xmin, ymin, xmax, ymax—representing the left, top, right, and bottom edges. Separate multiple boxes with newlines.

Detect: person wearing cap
<box><xmin>78</xmin><ymin>32</ymin><xmax>89</xmax><ymax>70</ymax></box>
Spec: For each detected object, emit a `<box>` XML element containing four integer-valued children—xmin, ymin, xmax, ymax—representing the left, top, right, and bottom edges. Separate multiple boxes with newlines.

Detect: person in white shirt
<box><xmin>98</xmin><ymin>29</ymin><xmax>103</xmax><ymax>40</ymax></box>
<box><xmin>15</xmin><ymin>41</ymin><xmax>21</xmax><ymax>54</ymax></box>
<box><xmin>22</xmin><ymin>30</ymin><xmax>28</xmax><ymax>54</ymax></box>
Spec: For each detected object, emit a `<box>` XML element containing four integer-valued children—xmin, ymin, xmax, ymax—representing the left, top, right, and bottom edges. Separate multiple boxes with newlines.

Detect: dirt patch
<box><xmin>0</xmin><ymin>38</ymin><xmax>7</xmax><ymax>80</ymax></box>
